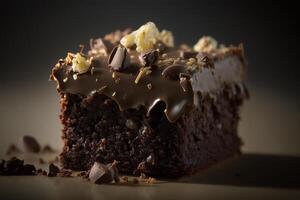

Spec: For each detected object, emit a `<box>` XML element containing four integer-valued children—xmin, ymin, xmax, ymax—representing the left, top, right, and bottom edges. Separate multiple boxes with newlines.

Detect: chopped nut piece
<box><xmin>135</xmin><ymin>22</ymin><xmax>160</xmax><ymax>53</ymax></box>
<box><xmin>135</xmin><ymin>67</ymin><xmax>152</xmax><ymax>84</ymax></box>
<box><xmin>121</xmin><ymin>22</ymin><xmax>174</xmax><ymax>53</ymax></box>
<box><xmin>71</xmin><ymin>53</ymin><xmax>92</xmax><ymax>74</ymax></box>
<box><xmin>120</xmin><ymin>34</ymin><xmax>135</xmax><ymax>48</ymax></box>
<box><xmin>193</xmin><ymin>36</ymin><xmax>218</xmax><ymax>52</ymax></box>
<box><xmin>159</xmin><ymin>30</ymin><xmax>174</xmax><ymax>48</ymax></box>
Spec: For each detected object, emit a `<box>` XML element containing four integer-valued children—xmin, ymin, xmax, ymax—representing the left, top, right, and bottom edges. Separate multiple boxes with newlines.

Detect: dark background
<box><xmin>0</xmin><ymin>0</ymin><xmax>299</xmax><ymax>101</ymax></box>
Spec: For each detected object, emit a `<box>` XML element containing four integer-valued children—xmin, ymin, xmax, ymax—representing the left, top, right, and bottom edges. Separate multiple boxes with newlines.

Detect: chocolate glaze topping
<box><xmin>51</xmin><ymin>31</ymin><xmax>246</xmax><ymax>123</ymax></box>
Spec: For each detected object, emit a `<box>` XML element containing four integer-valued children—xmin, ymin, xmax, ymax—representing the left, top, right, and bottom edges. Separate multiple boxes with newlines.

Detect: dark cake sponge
<box><xmin>59</xmin><ymin>83</ymin><xmax>247</xmax><ymax>177</ymax></box>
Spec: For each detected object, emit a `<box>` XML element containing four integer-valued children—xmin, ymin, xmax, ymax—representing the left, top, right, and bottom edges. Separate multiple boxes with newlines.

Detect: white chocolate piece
<box><xmin>193</xmin><ymin>36</ymin><xmax>218</xmax><ymax>52</ymax></box>
<box><xmin>71</xmin><ymin>53</ymin><xmax>91</xmax><ymax>74</ymax></box>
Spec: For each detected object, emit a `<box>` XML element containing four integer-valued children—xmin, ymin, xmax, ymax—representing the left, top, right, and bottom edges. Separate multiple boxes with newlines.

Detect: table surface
<box><xmin>0</xmin><ymin>84</ymin><xmax>299</xmax><ymax>200</ymax></box>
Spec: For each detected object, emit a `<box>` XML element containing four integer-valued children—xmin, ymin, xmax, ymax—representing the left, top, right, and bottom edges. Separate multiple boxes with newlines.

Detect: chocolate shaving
<box><xmin>140</xmin><ymin>50</ymin><xmax>159</xmax><ymax>66</ymax></box>
<box><xmin>108</xmin><ymin>45</ymin><xmax>131</xmax><ymax>71</ymax></box>
<box><xmin>23</xmin><ymin>135</ymin><xmax>40</xmax><ymax>153</ymax></box>
<box><xmin>48</xmin><ymin>163</ymin><xmax>60</xmax><ymax>177</ymax></box>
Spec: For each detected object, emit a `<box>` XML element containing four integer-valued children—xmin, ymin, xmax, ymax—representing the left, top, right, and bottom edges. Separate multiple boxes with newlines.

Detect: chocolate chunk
<box><xmin>89</xmin><ymin>162</ymin><xmax>113</xmax><ymax>184</ymax></box>
<box><xmin>23</xmin><ymin>135</ymin><xmax>40</xmax><ymax>153</ymax></box>
<box><xmin>180</xmin><ymin>51</ymin><xmax>198</xmax><ymax>59</ymax></box>
<box><xmin>48</xmin><ymin>163</ymin><xmax>60</xmax><ymax>177</ymax></box>
<box><xmin>89</xmin><ymin>160</ymin><xmax>119</xmax><ymax>184</ymax></box>
<box><xmin>0</xmin><ymin>157</ymin><xmax>37</xmax><ymax>176</ymax></box>
<box><xmin>108</xmin><ymin>45</ymin><xmax>130</xmax><ymax>71</ymax></box>
<box><xmin>37</xmin><ymin>169</ymin><xmax>47</xmax><ymax>176</ymax></box>
<box><xmin>140</xmin><ymin>50</ymin><xmax>159</xmax><ymax>66</ymax></box>
<box><xmin>162</xmin><ymin>64</ymin><xmax>187</xmax><ymax>81</ymax></box>
<box><xmin>22</xmin><ymin>164</ymin><xmax>36</xmax><ymax>175</ymax></box>
<box><xmin>6</xmin><ymin>144</ymin><xmax>21</xmax><ymax>155</ymax></box>
<box><xmin>5</xmin><ymin>157</ymin><xmax>24</xmax><ymax>175</ymax></box>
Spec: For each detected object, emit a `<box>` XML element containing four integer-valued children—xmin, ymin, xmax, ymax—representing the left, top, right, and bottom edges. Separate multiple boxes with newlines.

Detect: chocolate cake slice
<box><xmin>50</xmin><ymin>22</ymin><xmax>248</xmax><ymax>177</ymax></box>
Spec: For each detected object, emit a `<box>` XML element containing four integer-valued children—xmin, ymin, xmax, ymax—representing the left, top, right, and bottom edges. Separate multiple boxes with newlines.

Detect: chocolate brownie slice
<box><xmin>50</xmin><ymin>22</ymin><xmax>248</xmax><ymax>177</ymax></box>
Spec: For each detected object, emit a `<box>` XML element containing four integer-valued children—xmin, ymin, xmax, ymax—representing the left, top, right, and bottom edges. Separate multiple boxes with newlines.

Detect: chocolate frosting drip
<box><xmin>52</xmin><ymin>47</ymin><xmax>245</xmax><ymax>123</ymax></box>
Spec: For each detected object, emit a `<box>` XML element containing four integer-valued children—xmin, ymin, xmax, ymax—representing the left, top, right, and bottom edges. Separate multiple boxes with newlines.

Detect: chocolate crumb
<box><xmin>132</xmin><ymin>178</ymin><xmax>139</xmax><ymax>184</ymax></box>
<box><xmin>58</xmin><ymin>169</ymin><xmax>72</xmax><ymax>177</ymax></box>
<box><xmin>42</xmin><ymin>145</ymin><xmax>56</xmax><ymax>153</ymax></box>
<box><xmin>37</xmin><ymin>168</ymin><xmax>47</xmax><ymax>176</ymax></box>
<box><xmin>48</xmin><ymin>163</ymin><xmax>60</xmax><ymax>177</ymax></box>
<box><xmin>0</xmin><ymin>157</ymin><xmax>36</xmax><ymax>176</ymax></box>
<box><xmin>147</xmin><ymin>83</ymin><xmax>153</xmax><ymax>90</ymax></box>
<box><xmin>121</xmin><ymin>176</ymin><xmax>129</xmax><ymax>182</ymax></box>
<box><xmin>6</xmin><ymin>144</ymin><xmax>21</xmax><ymax>155</ymax></box>
<box><xmin>137</xmin><ymin>161</ymin><xmax>146</xmax><ymax>171</ymax></box>
<box><xmin>78</xmin><ymin>171</ymin><xmax>89</xmax><ymax>179</ymax></box>
<box><xmin>23</xmin><ymin>135</ymin><xmax>41</xmax><ymax>153</ymax></box>
<box><xmin>39</xmin><ymin>158</ymin><xmax>46</xmax><ymax>164</ymax></box>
